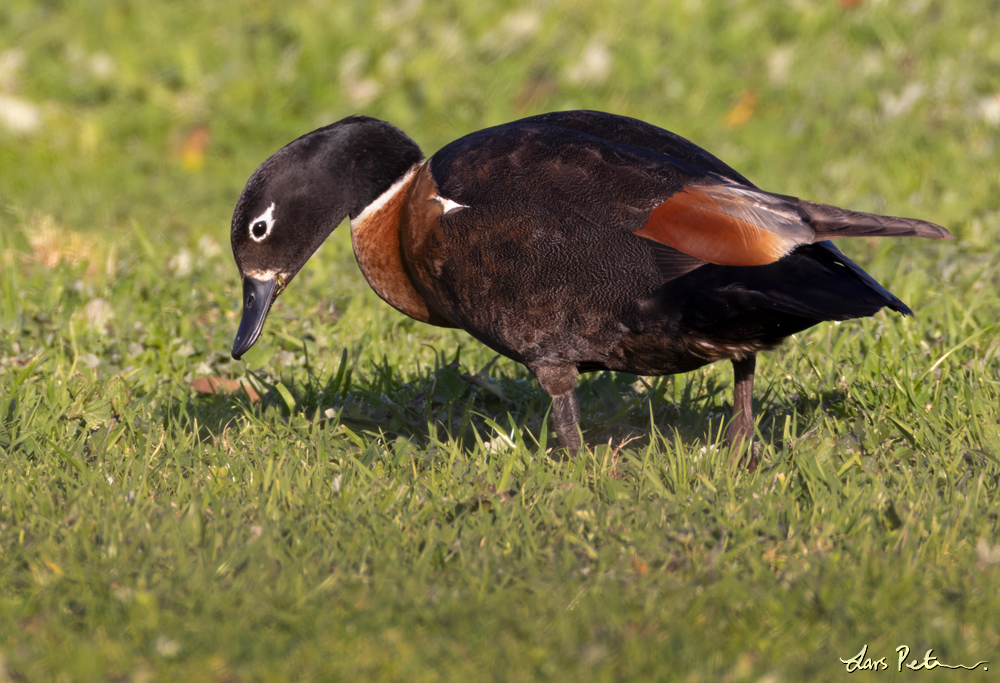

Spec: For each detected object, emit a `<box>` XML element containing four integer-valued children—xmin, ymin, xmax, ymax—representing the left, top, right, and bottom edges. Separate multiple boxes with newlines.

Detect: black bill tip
<box><xmin>232</xmin><ymin>276</ymin><xmax>280</xmax><ymax>360</ymax></box>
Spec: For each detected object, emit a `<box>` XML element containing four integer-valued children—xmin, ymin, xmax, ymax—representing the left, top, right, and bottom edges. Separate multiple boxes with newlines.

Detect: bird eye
<box><xmin>248</xmin><ymin>202</ymin><xmax>276</xmax><ymax>243</ymax></box>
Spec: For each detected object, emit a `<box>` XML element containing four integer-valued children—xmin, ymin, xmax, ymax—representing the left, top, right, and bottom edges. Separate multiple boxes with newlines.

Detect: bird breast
<box><xmin>350</xmin><ymin>163</ymin><xmax>457</xmax><ymax>328</ymax></box>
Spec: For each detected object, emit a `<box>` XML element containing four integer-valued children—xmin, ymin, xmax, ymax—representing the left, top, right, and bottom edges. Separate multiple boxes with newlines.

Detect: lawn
<box><xmin>1</xmin><ymin>0</ymin><xmax>999</xmax><ymax>680</ymax></box>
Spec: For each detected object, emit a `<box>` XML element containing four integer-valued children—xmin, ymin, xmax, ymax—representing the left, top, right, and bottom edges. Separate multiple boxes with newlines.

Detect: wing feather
<box><xmin>635</xmin><ymin>184</ymin><xmax>814</xmax><ymax>266</ymax></box>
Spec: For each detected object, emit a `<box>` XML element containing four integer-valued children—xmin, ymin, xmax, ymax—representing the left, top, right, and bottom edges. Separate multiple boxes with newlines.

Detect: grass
<box><xmin>1</xmin><ymin>0</ymin><xmax>999</xmax><ymax>680</ymax></box>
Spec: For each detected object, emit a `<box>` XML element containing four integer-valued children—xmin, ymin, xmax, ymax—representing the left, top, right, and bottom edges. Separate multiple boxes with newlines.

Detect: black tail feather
<box><xmin>670</xmin><ymin>241</ymin><xmax>912</xmax><ymax>344</ymax></box>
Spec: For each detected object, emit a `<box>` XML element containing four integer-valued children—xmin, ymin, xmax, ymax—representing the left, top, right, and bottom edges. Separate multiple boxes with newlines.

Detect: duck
<box><xmin>229</xmin><ymin>110</ymin><xmax>950</xmax><ymax>464</ymax></box>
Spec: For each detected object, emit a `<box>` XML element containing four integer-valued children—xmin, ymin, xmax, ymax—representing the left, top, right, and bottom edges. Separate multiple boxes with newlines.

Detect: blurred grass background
<box><xmin>1</xmin><ymin>0</ymin><xmax>999</xmax><ymax>681</ymax></box>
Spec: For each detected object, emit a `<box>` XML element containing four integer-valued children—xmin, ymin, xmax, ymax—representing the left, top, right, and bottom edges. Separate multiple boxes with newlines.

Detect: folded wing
<box><xmin>635</xmin><ymin>182</ymin><xmax>949</xmax><ymax>268</ymax></box>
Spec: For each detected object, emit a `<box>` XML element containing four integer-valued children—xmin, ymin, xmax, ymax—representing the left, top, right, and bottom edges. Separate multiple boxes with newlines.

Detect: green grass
<box><xmin>2</xmin><ymin>0</ymin><xmax>999</xmax><ymax>680</ymax></box>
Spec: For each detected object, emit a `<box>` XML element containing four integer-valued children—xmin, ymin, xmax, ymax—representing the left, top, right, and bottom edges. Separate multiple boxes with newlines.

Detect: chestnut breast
<box><xmin>350</xmin><ymin>164</ymin><xmax>456</xmax><ymax>328</ymax></box>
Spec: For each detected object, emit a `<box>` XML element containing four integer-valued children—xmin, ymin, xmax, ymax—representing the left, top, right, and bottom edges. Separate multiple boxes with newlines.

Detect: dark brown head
<box><xmin>230</xmin><ymin>116</ymin><xmax>423</xmax><ymax>359</ymax></box>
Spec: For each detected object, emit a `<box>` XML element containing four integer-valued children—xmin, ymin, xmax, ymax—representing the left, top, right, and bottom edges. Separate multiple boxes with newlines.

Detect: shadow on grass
<box><xmin>171</xmin><ymin>356</ymin><xmax>852</xmax><ymax>459</ymax></box>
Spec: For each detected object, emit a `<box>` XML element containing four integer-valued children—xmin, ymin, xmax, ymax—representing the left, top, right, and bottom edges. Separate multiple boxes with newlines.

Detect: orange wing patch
<box><xmin>635</xmin><ymin>184</ymin><xmax>815</xmax><ymax>266</ymax></box>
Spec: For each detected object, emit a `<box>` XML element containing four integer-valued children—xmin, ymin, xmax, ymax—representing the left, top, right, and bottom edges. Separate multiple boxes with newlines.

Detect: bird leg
<box><xmin>550</xmin><ymin>390</ymin><xmax>582</xmax><ymax>457</ymax></box>
<box><xmin>728</xmin><ymin>354</ymin><xmax>757</xmax><ymax>469</ymax></box>
<box><xmin>529</xmin><ymin>363</ymin><xmax>581</xmax><ymax>458</ymax></box>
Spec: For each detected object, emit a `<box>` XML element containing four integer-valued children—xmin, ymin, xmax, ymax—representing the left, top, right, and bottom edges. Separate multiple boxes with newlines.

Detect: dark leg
<box><xmin>528</xmin><ymin>363</ymin><xmax>581</xmax><ymax>458</ymax></box>
<box><xmin>550</xmin><ymin>390</ymin><xmax>581</xmax><ymax>457</ymax></box>
<box><xmin>728</xmin><ymin>354</ymin><xmax>757</xmax><ymax>469</ymax></box>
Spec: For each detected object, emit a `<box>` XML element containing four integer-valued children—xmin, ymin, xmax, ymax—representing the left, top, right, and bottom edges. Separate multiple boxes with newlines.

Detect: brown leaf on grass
<box><xmin>24</xmin><ymin>213</ymin><xmax>97</xmax><ymax>272</ymax></box>
<box><xmin>190</xmin><ymin>376</ymin><xmax>260</xmax><ymax>403</ymax></box>
<box><xmin>179</xmin><ymin>125</ymin><xmax>210</xmax><ymax>172</ymax></box>
<box><xmin>631</xmin><ymin>555</ymin><xmax>648</xmax><ymax>575</ymax></box>
<box><xmin>725</xmin><ymin>88</ymin><xmax>758</xmax><ymax>129</ymax></box>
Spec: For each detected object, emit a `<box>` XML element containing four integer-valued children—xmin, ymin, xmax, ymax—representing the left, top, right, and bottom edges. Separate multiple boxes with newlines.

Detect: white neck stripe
<box><xmin>351</xmin><ymin>164</ymin><xmax>421</xmax><ymax>229</ymax></box>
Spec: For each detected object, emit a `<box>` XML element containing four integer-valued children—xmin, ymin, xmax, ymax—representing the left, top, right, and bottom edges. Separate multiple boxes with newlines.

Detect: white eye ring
<box><xmin>249</xmin><ymin>202</ymin><xmax>276</xmax><ymax>243</ymax></box>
